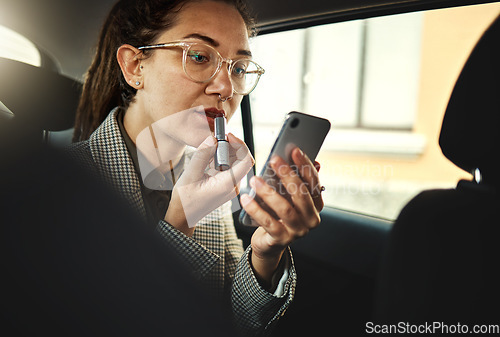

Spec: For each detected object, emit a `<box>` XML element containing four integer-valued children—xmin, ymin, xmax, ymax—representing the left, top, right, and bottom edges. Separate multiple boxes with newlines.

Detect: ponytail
<box><xmin>73</xmin><ymin>3</ymin><xmax>125</xmax><ymax>142</ymax></box>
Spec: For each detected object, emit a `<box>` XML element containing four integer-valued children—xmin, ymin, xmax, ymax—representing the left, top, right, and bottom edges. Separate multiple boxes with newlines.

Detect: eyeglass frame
<box><xmin>137</xmin><ymin>41</ymin><xmax>265</xmax><ymax>95</ymax></box>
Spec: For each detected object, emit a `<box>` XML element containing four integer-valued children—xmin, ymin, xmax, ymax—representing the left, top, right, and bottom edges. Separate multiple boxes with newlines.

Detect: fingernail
<box><xmin>269</xmin><ymin>155</ymin><xmax>280</xmax><ymax>166</ymax></box>
<box><xmin>249</xmin><ymin>176</ymin><xmax>263</xmax><ymax>189</ymax></box>
<box><xmin>249</xmin><ymin>176</ymin><xmax>257</xmax><ymax>188</ymax></box>
<box><xmin>300</xmin><ymin>149</ymin><xmax>310</xmax><ymax>161</ymax></box>
<box><xmin>240</xmin><ymin>193</ymin><xmax>252</xmax><ymax>207</ymax></box>
<box><xmin>314</xmin><ymin>161</ymin><xmax>321</xmax><ymax>172</ymax></box>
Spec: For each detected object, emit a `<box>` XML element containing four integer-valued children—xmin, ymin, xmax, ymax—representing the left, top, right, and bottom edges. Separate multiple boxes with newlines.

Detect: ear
<box><xmin>117</xmin><ymin>44</ymin><xmax>143</xmax><ymax>89</ymax></box>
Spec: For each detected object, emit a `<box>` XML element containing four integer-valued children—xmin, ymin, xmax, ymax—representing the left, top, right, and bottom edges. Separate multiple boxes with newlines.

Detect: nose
<box><xmin>205</xmin><ymin>61</ymin><xmax>234</xmax><ymax>99</ymax></box>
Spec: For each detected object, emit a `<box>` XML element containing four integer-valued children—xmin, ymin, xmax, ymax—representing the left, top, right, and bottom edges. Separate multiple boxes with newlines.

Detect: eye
<box><xmin>187</xmin><ymin>50</ymin><xmax>209</xmax><ymax>64</ymax></box>
<box><xmin>232</xmin><ymin>62</ymin><xmax>248</xmax><ymax>77</ymax></box>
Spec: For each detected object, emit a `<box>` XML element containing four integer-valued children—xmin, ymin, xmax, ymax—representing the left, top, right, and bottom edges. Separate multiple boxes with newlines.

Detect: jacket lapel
<box><xmin>86</xmin><ymin>108</ymin><xmax>228</xmax><ymax>286</ymax></box>
<box><xmin>86</xmin><ymin>109</ymin><xmax>226</xmax><ymax>275</ymax></box>
<box><xmin>88</xmin><ymin>108</ymin><xmax>146</xmax><ymax>219</ymax></box>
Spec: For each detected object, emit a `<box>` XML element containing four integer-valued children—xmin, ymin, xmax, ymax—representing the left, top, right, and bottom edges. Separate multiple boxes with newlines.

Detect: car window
<box><xmin>0</xmin><ymin>24</ymin><xmax>41</xmax><ymax>67</ymax></box>
<box><xmin>247</xmin><ymin>2</ymin><xmax>500</xmax><ymax>220</ymax></box>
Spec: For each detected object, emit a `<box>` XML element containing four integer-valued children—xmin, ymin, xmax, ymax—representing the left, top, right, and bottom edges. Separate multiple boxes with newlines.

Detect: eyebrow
<box><xmin>183</xmin><ymin>33</ymin><xmax>252</xmax><ymax>57</ymax></box>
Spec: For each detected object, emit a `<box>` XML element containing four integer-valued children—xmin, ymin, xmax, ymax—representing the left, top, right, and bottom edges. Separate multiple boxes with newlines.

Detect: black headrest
<box><xmin>439</xmin><ymin>15</ymin><xmax>500</xmax><ymax>188</ymax></box>
<box><xmin>0</xmin><ymin>58</ymin><xmax>82</xmax><ymax>131</ymax></box>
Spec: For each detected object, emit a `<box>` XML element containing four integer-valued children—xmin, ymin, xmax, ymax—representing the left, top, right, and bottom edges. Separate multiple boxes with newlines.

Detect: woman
<box><xmin>69</xmin><ymin>0</ymin><xmax>324</xmax><ymax>335</ymax></box>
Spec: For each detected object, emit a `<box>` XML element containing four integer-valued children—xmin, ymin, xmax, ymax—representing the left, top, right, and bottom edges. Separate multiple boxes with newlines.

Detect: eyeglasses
<box><xmin>137</xmin><ymin>41</ymin><xmax>265</xmax><ymax>96</ymax></box>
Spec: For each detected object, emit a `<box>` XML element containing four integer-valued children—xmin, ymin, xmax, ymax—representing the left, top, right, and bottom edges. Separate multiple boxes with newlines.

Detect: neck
<box><xmin>123</xmin><ymin>105</ymin><xmax>186</xmax><ymax>170</ymax></box>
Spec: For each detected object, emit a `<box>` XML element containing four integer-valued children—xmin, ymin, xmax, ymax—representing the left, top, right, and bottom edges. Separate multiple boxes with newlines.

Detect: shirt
<box><xmin>116</xmin><ymin>108</ymin><xmax>184</xmax><ymax>225</ymax></box>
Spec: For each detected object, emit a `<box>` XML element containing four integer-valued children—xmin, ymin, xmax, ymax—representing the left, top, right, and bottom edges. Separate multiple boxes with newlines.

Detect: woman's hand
<box><xmin>165</xmin><ymin>133</ymin><xmax>254</xmax><ymax>236</ymax></box>
<box><xmin>240</xmin><ymin>147</ymin><xmax>324</xmax><ymax>287</ymax></box>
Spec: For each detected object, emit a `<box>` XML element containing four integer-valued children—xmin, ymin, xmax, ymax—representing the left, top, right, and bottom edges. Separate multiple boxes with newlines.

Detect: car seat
<box><xmin>0</xmin><ymin>58</ymin><xmax>81</xmax><ymax>146</ymax></box>
<box><xmin>374</xmin><ymin>14</ymin><xmax>500</xmax><ymax>324</ymax></box>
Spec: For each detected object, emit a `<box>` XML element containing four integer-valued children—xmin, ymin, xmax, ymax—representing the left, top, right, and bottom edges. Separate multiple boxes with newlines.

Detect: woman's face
<box><xmin>133</xmin><ymin>0</ymin><xmax>251</xmax><ymax>147</ymax></box>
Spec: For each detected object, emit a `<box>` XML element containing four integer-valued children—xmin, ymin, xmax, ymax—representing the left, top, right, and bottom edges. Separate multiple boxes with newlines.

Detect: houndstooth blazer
<box><xmin>67</xmin><ymin>108</ymin><xmax>296</xmax><ymax>336</ymax></box>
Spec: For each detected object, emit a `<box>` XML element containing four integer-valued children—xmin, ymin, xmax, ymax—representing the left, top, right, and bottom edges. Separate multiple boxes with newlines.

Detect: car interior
<box><xmin>1</xmin><ymin>0</ymin><xmax>499</xmax><ymax>335</ymax></box>
<box><xmin>374</xmin><ymin>13</ymin><xmax>500</xmax><ymax>325</ymax></box>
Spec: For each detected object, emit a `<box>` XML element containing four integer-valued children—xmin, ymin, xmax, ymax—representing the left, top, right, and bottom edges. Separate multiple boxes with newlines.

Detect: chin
<box><xmin>183</xmin><ymin>129</ymin><xmax>212</xmax><ymax>148</ymax></box>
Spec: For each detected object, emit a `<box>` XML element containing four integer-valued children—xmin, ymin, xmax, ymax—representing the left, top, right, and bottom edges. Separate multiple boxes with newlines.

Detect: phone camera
<box><xmin>290</xmin><ymin>118</ymin><xmax>300</xmax><ymax>128</ymax></box>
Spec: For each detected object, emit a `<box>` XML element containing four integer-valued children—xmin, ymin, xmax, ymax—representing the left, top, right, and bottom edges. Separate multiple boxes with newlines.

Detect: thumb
<box><xmin>182</xmin><ymin>136</ymin><xmax>217</xmax><ymax>182</ymax></box>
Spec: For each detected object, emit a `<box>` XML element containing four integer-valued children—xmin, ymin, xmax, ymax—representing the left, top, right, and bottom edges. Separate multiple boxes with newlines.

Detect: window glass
<box><xmin>248</xmin><ymin>3</ymin><xmax>500</xmax><ymax>219</ymax></box>
<box><xmin>0</xmin><ymin>24</ymin><xmax>41</xmax><ymax>67</ymax></box>
<box><xmin>228</xmin><ymin>105</ymin><xmax>245</xmax><ymax>141</ymax></box>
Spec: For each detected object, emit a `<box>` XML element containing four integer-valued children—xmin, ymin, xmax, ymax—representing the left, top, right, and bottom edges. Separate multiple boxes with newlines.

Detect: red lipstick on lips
<box><xmin>204</xmin><ymin>107</ymin><xmax>225</xmax><ymax>119</ymax></box>
<box><xmin>204</xmin><ymin>107</ymin><xmax>225</xmax><ymax>132</ymax></box>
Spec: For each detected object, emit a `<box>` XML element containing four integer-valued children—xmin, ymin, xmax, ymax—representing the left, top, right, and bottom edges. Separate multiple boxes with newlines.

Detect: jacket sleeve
<box><xmin>218</xmin><ymin>202</ymin><xmax>297</xmax><ymax>335</ymax></box>
<box><xmin>157</xmin><ymin>202</ymin><xmax>297</xmax><ymax>337</ymax></box>
<box><xmin>156</xmin><ymin>220</ymin><xmax>220</xmax><ymax>280</ymax></box>
<box><xmin>231</xmin><ymin>245</ymin><xmax>296</xmax><ymax>336</ymax></box>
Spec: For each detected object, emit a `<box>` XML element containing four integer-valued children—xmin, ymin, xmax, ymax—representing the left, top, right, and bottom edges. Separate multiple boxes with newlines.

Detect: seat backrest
<box><xmin>0</xmin><ymin>58</ymin><xmax>82</xmax><ymax>142</ymax></box>
<box><xmin>374</xmin><ymin>14</ymin><xmax>500</xmax><ymax>324</ymax></box>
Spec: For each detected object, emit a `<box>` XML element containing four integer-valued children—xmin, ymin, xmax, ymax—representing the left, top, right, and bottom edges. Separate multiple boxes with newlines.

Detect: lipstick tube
<box><xmin>214</xmin><ymin>116</ymin><xmax>230</xmax><ymax>171</ymax></box>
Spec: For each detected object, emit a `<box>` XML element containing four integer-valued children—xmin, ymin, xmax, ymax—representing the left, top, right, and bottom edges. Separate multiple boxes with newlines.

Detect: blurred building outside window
<box><xmin>247</xmin><ymin>3</ymin><xmax>500</xmax><ymax>219</ymax></box>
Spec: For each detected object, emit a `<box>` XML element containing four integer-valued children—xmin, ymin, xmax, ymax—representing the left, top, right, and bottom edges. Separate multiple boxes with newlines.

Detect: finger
<box><xmin>227</xmin><ymin>133</ymin><xmax>255</xmax><ymax>165</ymax></box>
<box><xmin>269</xmin><ymin>154</ymin><xmax>315</xmax><ymax>213</ymax></box>
<box><xmin>270</xmin><ymin>155</ymin><xmax>323</xmax><ymax>227</ymax></box>
<box><xmin>227</xmin><ymin>132</ymin><xmax>245</xmax><ymax>148</ymax></box>
<box><xmin>290</xmin><ymin>148</ymin><xmax>320</xmax><ymax>194</ymax></box>
<box><xmin>311</xmin><ymin>190</ymin><xmax>324</xmax><ymax>213</ymax></box>
<box><xmin>190</xmin><ymin>133</ymin><xmax>251</xmax><ymax>200</ymax></box>
<box><xmin>227</xmin><ymin>154</ymin><xmax>253</xmax><ymax>189</ymax></box>
<box><xmin>249</xmin><ymin>175</ymin><xmax>306</xmax><ymax>230</ymax></box>
<box><xmin>182</xmin><ymin>136</ymin><xmax>216</xmax><ymax>182</ymax></box>
<box><xmin>227</xmin><ymin>133</ymin><xmax>253</xmax><ymax>164</ymax></box>
<box><xmin>240</xmin><ymin>193</ymin><xmax>287</xmax><ymax>239</ymax></box>
<box><xmin>205</xmin><ymin>155</ymin><xmax>252</xmax><ymax>201</ymax></box>
<box><xmin>223</xmin><ymin>133</ymin><xmax>254</xmax><ymax>185</ymax></box>
<box><xmin>290</xmin><ymin>148</ymin><xmax>324</xmax><ymax>212</ymax></box>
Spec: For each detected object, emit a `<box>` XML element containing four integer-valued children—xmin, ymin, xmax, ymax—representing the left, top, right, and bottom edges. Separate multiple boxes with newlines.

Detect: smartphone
<box><xmin>239</xmin><ymin>111</ymin><xmax>331</xmax><ymax>226</ymax></box>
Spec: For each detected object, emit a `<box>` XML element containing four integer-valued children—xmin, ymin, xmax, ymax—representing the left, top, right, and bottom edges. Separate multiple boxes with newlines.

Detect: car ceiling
<box><xmin>0</xmin><ymin>0</ymin><xmax>492</xmax><ymax>82</ymax></box>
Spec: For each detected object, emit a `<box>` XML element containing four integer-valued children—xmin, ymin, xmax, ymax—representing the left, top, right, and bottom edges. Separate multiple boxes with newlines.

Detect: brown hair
<box><xmin>72</xmin><ymin>0</ymin><xmax>255</xmax><ymax>142</ymax></box>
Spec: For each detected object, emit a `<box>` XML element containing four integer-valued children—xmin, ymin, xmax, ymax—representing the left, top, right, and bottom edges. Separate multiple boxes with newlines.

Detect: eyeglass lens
<box><xmin>184</xmin><ymin>44</ymin><xmax>261</xmax><ymax>95</ymax></box>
